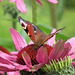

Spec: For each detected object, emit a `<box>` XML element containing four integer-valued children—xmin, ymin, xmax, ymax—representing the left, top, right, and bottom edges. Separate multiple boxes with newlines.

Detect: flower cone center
<box><xmin>17</xmin><ymin>44</ymin><xmax>53</xmax><ymax>65</ymax></box>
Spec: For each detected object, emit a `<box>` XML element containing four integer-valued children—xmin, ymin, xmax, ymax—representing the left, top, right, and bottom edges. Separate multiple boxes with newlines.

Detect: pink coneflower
<box><xmin>0</xmin><ymin>28</ymin><xmax>55</xmax><ymax>74</ymax></box>
<box><xmin>0</xmin><ymin>28</ymin><xmax>75</xmax><ymax>75</ymax></box>
<box><xmin>9</xmin><ymin>28</ymin><xmax>75</xmax><ymax>73</ymax></box>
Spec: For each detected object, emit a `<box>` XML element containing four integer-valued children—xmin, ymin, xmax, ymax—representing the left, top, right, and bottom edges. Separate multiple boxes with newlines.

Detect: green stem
<box><xmin>12</xmin><ymin>22</ymin><xmax>17</xmax><ymax>30</ymax></box>
<box><xmin>50</xmin><ymin>3</ymin><xmax>58</xmax><ymax>29</ymax></box>
<box><xmin>32</xmin><ymin>0</ymin><xmax>37</xmax><ymax>24</ymax></box>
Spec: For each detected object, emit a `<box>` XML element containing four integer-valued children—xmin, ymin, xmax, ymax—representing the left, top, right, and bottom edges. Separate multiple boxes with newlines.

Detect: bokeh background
<box><xmin>0</xmin><ymin>0</ymin><xmax>75</xmax><ymax>51</ymax></box>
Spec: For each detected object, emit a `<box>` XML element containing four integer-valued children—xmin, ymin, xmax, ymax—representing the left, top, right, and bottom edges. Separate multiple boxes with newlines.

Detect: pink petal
<box><xmin>0</xmin><ymin>71</ymin><xmax>4</xmax><ymax>74</ymax></box>
<box><xmin>54</xmin><ymin>41</ymin><xmax>65</xmax><ymax>59</ymax></box>
<box><xmin>48</xmin><ymin>0</ymin><xmax>58</xmax><ymax>4</ymax></box>
<box><xmin>31</xmin><ymin>64</ymin><xmax>44</xmax><ymax>72</ymax></box>
<box><xmin>15</xmin><ymin>65</ymin><xmax>31</xmax><ymax>71</ymax></box>
<box><xmin>66</xmin><ymin>37</ymin><xmax>75</xmax><ymax>55</ymax></box>
<box><xmin>22</xmin><ymin>51</ymin><xmax>32</xmax><ymax>68</ymax></box>
<box><xmin>11</xmin><ymin>51</ymin><xmax>18</xmax><ymax>56</ymax></box>
<box><xmin>29</xmin><ymin>41</ymin><xmax>34</xmax><ymax>45</ymax></box>
<box><xmin>7</xmin><ymin>71</ymin><xmax>20</xmax><ymax>75</ymax></box>
<box><xmin>10</xmin><ymin>0</ymin><xmax>16</xmax><ymax>2</ymax></box>
<box><xmin>10</xmin><ymin>28</ymin><xmax>27</xmax><ymax>51</ymax></box>
<box><xmin>70</xmin><ymin>54</ymin><xmax>75</xmax><ymax>60</ymax></box>
<box><xmin>0</xmin><ymin>63</ymin><xmax>15</xmax><ymax>72</ymax></box>
<box><xmin>49</xmin><ymin>39</ymin><xmax>65</xmax><ymax>60</ymax></box>
<box><xmin>0</xmin><ymin>51</ymin><xmax>30</xmax><ymax>72</ymax></box>
<box><xmin>61</xmin><ymin>43</ymin><xmax>71</xmax><ymax>59</ymax></box>
<box><xmin>72</xmin><ymin>62</ymin><xmax>75</xmax><ymax>69</ymax></box>
<box><xmin>0</xmin><ymin>0</ymin><xmax>3</xmax><ymax>1</ymax></box>
<box><xmin>16</xmin><ymin>0</ymin><xmax>27</xmax><ymax>13</ymax></box>
<box><xmin>47</xmin><ymin>29</ymin><xmax>56</xmax><ymax>46</ymax></box>
<box><xmin>0</xmin><ymin>46</ymin><xmax>11</xmax><ymax>55</ymax></box>
<box><xmin>56</xmin><ymin>42</ymin><xmax>71</xmax><ymax>59</ymax></box>
<box><xmin>36</xmin><ymin>0</ymin><xmax>42</xmax><ymax>6</ymax></box>
<box><xmin>0</xmin><ymin>51</ymin><xmax>17</xmax><ymax>62</ymax></box>
<box><xmin>36</xmin><ymin>46</ymin><xmax>49</xmax><ymax>64</ymax></box>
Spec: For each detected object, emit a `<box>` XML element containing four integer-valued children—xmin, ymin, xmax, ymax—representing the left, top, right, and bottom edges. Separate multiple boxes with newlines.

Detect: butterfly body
<box><xmin>18</xmin><ymin>16</ymin><xmax>65</xmax><ymax>48</ymax></box>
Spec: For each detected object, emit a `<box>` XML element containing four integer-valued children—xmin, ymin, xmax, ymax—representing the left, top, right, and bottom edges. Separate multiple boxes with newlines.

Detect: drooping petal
<box><xmin>0</xmin><ymin>52</ymin><xmax>19</xmax><ymax>72</ymax></box>
<box><xmin>47</xmin><ymin>29</ymin><xmax>56</xmax><ymax>46</ymax></box>
<box><xmin>7</xmin><ymin>71</ymin><xmax>20</xmax><ymax>75</ymax></box>
<box><xmin>16</xmin><ymin>0</ymin><xmax>27</xmax><ymax>13</ymax></box>
<box><xmin>49</xmin><ymin>39</ymin><xmax>65</xmax><ymax>60</ymax></box>
<box><xmin>11</xmin><ymin>51</ymin><xmax>18</xmax><ymax>56</ymax></box>
<box><xmin>0</xmin><ymin>63</ymin><xmax>15</xmax><ymax>72</ymax></box>
<box><xmin>31</xmin><ymin>64</ymin><xmax>44</xmax><ymax>72</ymax></box>
<box><xmin>0</xmin><ymin>46</ymin><xmax>10</xmax><ymax>55</ymax></box>
<box><xmin>48</xmin><ymin>0</ymin><xmax>58</xmax><ymax>4</ymax></box>
<box><xmin>0</xmin><ymin>51</ymin><xmax>17</xmax><ymax>62</ymax></box>
<box><xmin>66</xmin><ymin>37</ymin><xmax>75</xmax><ymax>55</ymax></box>
<box><xmin>36</xmin><ymin>0</ymin><xmax>42</xmax><ymax>6</ymax></box>
<box><xmin>0</xmin><ymin>51</ymin><xmax>29</xmax><ymax>72</ymax></box>
<box><xmin>0</xmin><ymin>62</ymin><xmax>29</xmax><ymax>72</ymax></box>
<box><xmin>22</xmin><ymin>51</ymin><xmax>32</xmax><ymax>68</ymax></box>
<box><xmin>36</xmin><ymin>46</ymin><xmax>49</xmax><ymax>64</ymax></box>
<box><xmin>10</xmin><ymin>28</ymin><xmax>27</xmax><ymax>51</ymax></box>
<box><xmin>9</xmin><ymin>0</ymin><xmax>16</xmax><ymax>2</ymax></box>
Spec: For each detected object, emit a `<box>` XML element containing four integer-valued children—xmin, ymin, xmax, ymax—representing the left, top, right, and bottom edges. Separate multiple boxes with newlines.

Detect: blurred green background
<box><xmin>0</xmin><ymin>0</ymin><xmax>75</xmax><ymax>51</ymax></box>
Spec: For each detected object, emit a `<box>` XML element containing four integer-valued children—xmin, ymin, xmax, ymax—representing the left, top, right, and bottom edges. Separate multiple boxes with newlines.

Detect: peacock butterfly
<box><xmin>18</xmin><ymin>16</ymin><xmax>65</xmax><ymax>48</ymax></box>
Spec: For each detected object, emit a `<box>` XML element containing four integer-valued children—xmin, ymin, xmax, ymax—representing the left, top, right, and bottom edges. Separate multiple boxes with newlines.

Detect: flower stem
<box><xmin>12</xmin><ymin>22</ymin><xmax>17</xmax><ymax>30</ymax></box>
<box><xmin>50</xmin><ymin>3</ymin><xmax>58</xmax><ymax>29</ymax></box>
<box><xmin>32</xmin><ymin>0</ymin><xmax>37</xmax><ymax>24</ymax></box>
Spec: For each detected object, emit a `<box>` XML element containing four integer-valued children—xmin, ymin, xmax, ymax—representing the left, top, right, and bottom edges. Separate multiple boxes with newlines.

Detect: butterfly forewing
<box><xmin>18</xmin><ymin>17</ymin><xmax>35</xmax><ymax>41</ymax></box>
<box><xmin>25</xmin><ymin>22</ymin><xmax>35</xmax><ymax>41</ymax></box>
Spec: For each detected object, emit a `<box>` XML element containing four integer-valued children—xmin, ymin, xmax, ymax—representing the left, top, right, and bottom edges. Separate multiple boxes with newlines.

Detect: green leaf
<box><xmin>0</xmin><ymin>38</ymin><xmax>15</xmax><ymax>51</ymax></box>
<box><xmin>20</xmin><ymin>28</ymin><xmax>31</xmax><ymax>44</ymax></box>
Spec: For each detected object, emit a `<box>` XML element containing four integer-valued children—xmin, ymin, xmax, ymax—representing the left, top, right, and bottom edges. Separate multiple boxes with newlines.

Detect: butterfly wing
<box><xmin>31</xmin><ymin>24</ymin><xmax>47</xmax><ymax>46</ymax></box>
<box><xmin>18</xmin><ymin>16</ymin><xmax>65</xmax><ymax>47</ymax></box>
<box><xmin>18</xmin><ymin>17</ymin><xmax>35</xmax><ymax>41</ymax></box>
<box><xmin>18</xmin><ymin>17</ymin><xmax>47</xmax><ymax>46</ymax></box>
